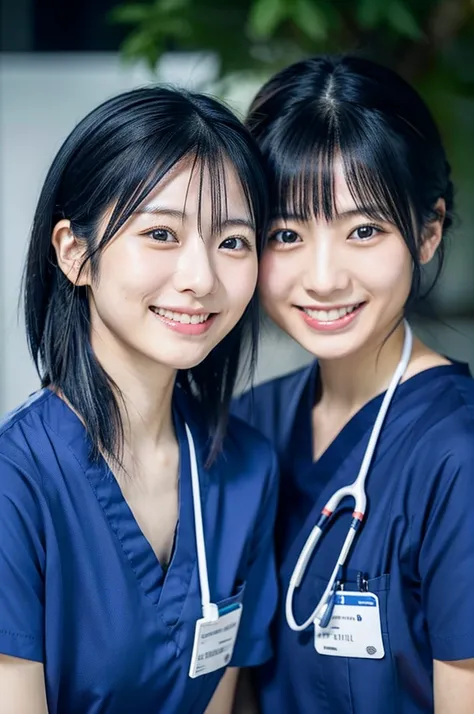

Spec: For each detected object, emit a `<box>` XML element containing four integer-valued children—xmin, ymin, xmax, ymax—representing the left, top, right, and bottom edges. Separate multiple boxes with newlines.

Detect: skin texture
<box><xmin>0</xmin><ymin>160</ymin><xmax>257</xmax><ymax>713</ymax></box>
<box><xmin>434</xmin><ymin>659</ymin><xmax>474</xmax><ymax>714</ymax></box>
<box><xmin>260</xmin><ymin>160</ymin><xmax>447</xmax><ymax>459</ymax></box>
<box><xmin>258</xmin><ymin>159</ymin><xmax>474</xmax><ymax>710</ymax></box>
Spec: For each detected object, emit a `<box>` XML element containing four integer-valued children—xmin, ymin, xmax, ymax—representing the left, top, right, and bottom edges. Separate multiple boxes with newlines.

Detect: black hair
<box><xmin>246</xmin><ymin>55</ymin><xmax>454</xmax><ymax>310</ymax></box>
<box><xmin>24</xmin><ymin>86</ymin><xmax>268</xmax><ymax>465</ymax></box>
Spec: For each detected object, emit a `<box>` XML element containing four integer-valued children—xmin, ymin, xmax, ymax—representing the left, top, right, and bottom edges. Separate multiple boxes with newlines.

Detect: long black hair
<box><xmin>24</xmin><ymin>86</ymin><xmax>268</xmax><ymax>464</ymax></box>
<box><xmin>246</xmin><ymin>55</ymin><xmax>454</xmax><ymax>308</ymax></box>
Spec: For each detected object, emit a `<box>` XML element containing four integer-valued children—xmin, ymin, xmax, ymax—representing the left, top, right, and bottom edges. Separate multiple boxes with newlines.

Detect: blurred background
<box><xmin>1</xmin><ymin>0</ymin><xmax>473</xmax><ymax>411</ymax></box>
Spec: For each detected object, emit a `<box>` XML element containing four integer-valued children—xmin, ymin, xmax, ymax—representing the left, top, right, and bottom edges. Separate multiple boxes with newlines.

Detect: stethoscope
<box><xmin>285</xmin><ymin>320</ymin><xmax>413</xmax><ymax>632</ymax></box>
<box><xmin>185</xmin><ymin>422</ymin><xmax>220</xmax><ymax>623</ymax></box>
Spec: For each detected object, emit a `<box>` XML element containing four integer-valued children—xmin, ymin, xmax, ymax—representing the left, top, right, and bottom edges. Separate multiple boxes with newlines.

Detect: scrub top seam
<box><xmin>0</xmin><ymin>628</ymin><xmax>38</xmax><ymax>641</ymax></box>
<box><xmin>83</xmin><ymin>471</ymin><xmax>181</xmax><ymax>632</ymax></box>
<box><xmin>409</xmin><ymin>412</ymin><xmax>474</xmax><ymax>513</ymax></box>
<box><xmin>430</xmin><ymin>629</ymin><xmax>474</xmax><ymax>642</ymax></box>
<box><xmin>0</xmin><ymin>390</ymin><xmax>55</xmax><ymax>440</ymax></box>
<box><xmin>40</xmin><ymin>419</ymin><xmax>180</xmax><ymax>630</ymax></box>
<box><xmin>44</xmin><ymin>403</ymin><xmax>206</xmax><ymax>636</ymax></box>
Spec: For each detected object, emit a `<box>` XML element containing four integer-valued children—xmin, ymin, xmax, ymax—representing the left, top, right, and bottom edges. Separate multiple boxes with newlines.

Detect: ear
<box><xmin>51</xmin><ymin>219</ymin><xmax>90</xmax><ymax>286</ymax></box>
<box><xmin>419</xmin><ymin>198</ymin><xmax>445</xmax><ymax>265</ymax></box>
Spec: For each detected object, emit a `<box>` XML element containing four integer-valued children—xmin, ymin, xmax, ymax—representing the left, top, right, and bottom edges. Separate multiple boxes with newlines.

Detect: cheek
<box><xmin>221</xmin><ymin>257</ymin><xmax>259</xmax><ymax>308</ymax></box>
<box><xmin>361</xmin><ymin>243</ymin><xmax>412</xmax><ymax>298</ymax></box>
<box><xmin>96</xmin><ymin>245</ymin><xmax>173</xmax><ymax>304</ymax></box>
<box><xmin>258</xmin><ymin>250</ymin><xmax>294</xmax><ymax>307</ymax></box>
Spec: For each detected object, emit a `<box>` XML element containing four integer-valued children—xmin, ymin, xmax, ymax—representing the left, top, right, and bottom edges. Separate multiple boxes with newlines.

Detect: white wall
<box><xmin>1</xmin><ymin>53</ymin><xmax>473</xmax><ymax>414</ymax></box>
<box><xmin>0</xmin><ymin>52</ymin><xmax>220</xmax><ymax>413</ymax></box>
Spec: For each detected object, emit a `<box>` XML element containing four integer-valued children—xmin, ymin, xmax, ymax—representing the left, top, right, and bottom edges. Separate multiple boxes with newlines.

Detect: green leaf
<box><xmin>356</xmin><ymin>0</ymin><xmax>383</xmax><ymax>29</ymax></box>
<box><xmin>121</xmin><ymin>28</ymin><xmax>160</xmax><ymax>59</ymax></box>
<box><xmin>293</xmin><ymin>0</ymin><xmax>328</xmax><ymax>42</ymax></box>
<box><xmin>386</xmin><ymin>0</ymin><xmax>422</xmax><ymax>40</ymax></box>
<box><xmin>108</xmin><ymin>3</ymin><xmax>152</xmax><ymax>25</ymax></box>
<box><xmin>248</xmin><ymin>0</ymin><xmax>287</xmax><ymax>39</ymax></box>
<box><xmin>157</xmin><ymin>16</ymin><xmax>192</xmax><ymax>39</ymax></box>
<box><xmin>157</xmin><ymin>0</ymin><xmax>190</xmax><ymax>12</ymax></box>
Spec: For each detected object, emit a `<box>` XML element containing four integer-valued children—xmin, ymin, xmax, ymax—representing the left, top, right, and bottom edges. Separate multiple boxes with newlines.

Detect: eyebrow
<box><xmin>134</xmin><ymin>206</ymin><xmax>255</xmax><ymax>232</ymax></box>
<box><xmin>270</xmin><ymin>206</ymin><xmax>387</xmax><ymax>223</ymax></box>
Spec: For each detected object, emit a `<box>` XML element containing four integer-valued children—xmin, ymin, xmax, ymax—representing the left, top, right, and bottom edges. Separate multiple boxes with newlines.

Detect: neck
<box><xmin>317</xmin><ymin>319</ymin><xmax>407</xmax><ymax>413</ymax></box>
<box><xmin>91</xmin><ymin>331</ymin><xmax>177</xmax><ymax>454</ymax></box>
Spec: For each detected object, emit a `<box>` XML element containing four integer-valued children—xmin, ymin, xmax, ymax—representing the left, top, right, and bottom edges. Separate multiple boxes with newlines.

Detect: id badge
<box><xmin>189</xmin><ymin>604</ymin><xmax>243</xmax><ymax>678</ymax></box>
<box><xmin>314</xmin><ymin>591</ymin><xmax>385</xmax><ymax>659</ymax></box>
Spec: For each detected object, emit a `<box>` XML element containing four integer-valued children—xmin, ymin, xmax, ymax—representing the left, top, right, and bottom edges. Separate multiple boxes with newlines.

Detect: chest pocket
<box><xmin>295</xmin><ymin>571</ymin><xmax>396</xmax><ymax>714</ymax></box>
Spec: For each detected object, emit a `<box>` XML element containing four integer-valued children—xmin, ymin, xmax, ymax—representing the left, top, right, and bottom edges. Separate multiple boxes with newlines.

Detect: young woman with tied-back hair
<box><xmin>0</xmin><ymin>86</ymin><xmax>278</xmax><ymax>714</ymax></box>
<box><xmin>233</xmin><ymin>56</ymin><xmax>474</xmax><ymax>713</ymax></box>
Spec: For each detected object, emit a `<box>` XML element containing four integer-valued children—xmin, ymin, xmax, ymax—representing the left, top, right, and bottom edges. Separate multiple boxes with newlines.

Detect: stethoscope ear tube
<box><xmin>285</xmin><ymin>321</ymin><xmax>413</xmax><ymax>633</ymax></box>
<box><xmin>285</xmin><ymin>521</ymin><xmax>359</xmax><ymax>631</ymax></box>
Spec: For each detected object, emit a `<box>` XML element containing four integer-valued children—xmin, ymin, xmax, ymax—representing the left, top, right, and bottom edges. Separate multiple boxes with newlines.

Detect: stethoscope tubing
<box><xmin>285</xmin><ymin>321</ymin><xmax>414</xmax><ymax>632</ymax></box>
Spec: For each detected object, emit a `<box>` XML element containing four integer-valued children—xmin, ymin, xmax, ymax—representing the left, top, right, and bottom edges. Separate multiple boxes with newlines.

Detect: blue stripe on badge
<box><xmin>218</xmin><ymin>603</ymin><xmax>240</xmax><ymax>616</ymax></box>
<box><xmin>335</xmin><ymin>594</ymin><xmax>376</xmax><ymax>607</ymax></box>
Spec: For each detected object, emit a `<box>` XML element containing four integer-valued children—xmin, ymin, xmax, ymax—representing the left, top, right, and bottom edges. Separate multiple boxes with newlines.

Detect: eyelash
<box><xmin>268</xmin><ymin>223</ymin><xmax>386</xmax><ymax>246</ymax></box>
<box><xmin>268</xmin><ymin>229</ymin><xmax>301</xmax><ymax>246</ymax></box>
<box><xmin>142</xmin><ymin>227</ymin><xmax>252</xmax><ymax>251</ymax></box>
<box><xmin>143</xmin><ymin>227</ymin><xmax>177</xmax><ymax>243</ymax></box>
<box><xmin>348</xmin><ymin>223</ymin><xmax>385</xmax><ymax>241</ymax></box>
<box><xmin>219</xmin><ymin>236</ymin><xmax>253</xmax><ymax>251</ymax></box>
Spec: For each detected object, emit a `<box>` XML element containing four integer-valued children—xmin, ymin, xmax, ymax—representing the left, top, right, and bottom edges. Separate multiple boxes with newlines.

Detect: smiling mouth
<box><xmin>299</xmin><ymin>302</ymin><xmax>365</xmax><ymax>322</ymax></box>
<box><xmin>149</xmin><ymin>307</ymin><xmax>214</xmax><ymax>324</ymax></box>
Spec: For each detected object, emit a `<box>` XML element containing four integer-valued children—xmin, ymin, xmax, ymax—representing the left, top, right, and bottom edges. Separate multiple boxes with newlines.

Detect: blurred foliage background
<box><xmin>108</xmin><ymin>0</ymin><xmax>474</xmax><ymax>173</ymax></box>
<box><xmin>109</xmin><ymin>0</ymin><xmax>474</xmax><ymax>85</ymax></box>
<box><xmin>108</xmin><ymin>0</ymin><xmax>474</xmax><ymax>321</ymax></box>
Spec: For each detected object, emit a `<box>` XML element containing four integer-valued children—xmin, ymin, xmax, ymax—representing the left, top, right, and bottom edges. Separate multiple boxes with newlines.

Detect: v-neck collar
<box><xmin>44</xmin><ymin>387</ymin><xmax>210</xmax><ymax>627</ymax></box>
<box><xmin>291</xmin><ymin>360</ymin><xmax>471</xmax><ymax>493</ymax></box>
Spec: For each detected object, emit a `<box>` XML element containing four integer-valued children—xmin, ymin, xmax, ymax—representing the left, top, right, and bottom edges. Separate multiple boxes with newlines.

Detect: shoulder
<box><xmin>0</xmin><ymin>388</ymin><xmax>84</xmax><ymax>499</ymax></box>
<box><xmin>409</xmin><ymin>373</ymin><xmax>474</xmax><ymax>491</ymax></box>
<box><xmin>0</xmin><ymin>390</ymin><xmax>54</xmax><ymax>468</ymax></box>
<box><xmin>0</xmin><ymin>392</ymin><xmax>58</xmax><ymax>527</ymax></box>
<box><xmin>231</xmin><ymin>363</ymin><xmax>315</xmax><ymax>446</ymax></box>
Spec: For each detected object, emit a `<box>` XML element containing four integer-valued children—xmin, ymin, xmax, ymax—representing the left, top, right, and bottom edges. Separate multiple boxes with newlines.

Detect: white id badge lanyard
<box><xmin>314</xmin><ymin>591</ymin><xmax>385</xmax><ymax>660</ymax></box>
<box><xmin>185</xmin><ymin>424</ymin><xmax>243</xmax><ymax>678</ymax></box>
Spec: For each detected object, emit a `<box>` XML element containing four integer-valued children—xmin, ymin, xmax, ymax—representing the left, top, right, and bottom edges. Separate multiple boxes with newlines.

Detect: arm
<box><xmin>416</xmin><ymin>441</ymin><xmax>474</xmax><ymax>702</ymax></box>
<box><xmin>205</xmin><ymin>668</ymin><xmax>239</xmax><ymax>714</ymax></box>
<box><xmin>434</xmin><ymin>659</ymin><xmax>474</xmax><ymax>714</ymax></box>
<box><xmin>232</xmin><ymin>669</ymin><xmax>260</xmax><ymax>714</ymax></box>
<box><xmin>0</xmin><ymin>654</ymin><xmax>48</xmax><ymax>714</ymax></box>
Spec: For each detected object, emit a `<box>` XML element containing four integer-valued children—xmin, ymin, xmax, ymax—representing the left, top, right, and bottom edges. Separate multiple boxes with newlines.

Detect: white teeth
<box><xmin>303</xmin><ymin>303</ymin><xmax>360</xmax><ymax>322</ymax></box>
<box><xmin>153</xmin><ymin>307</ymin><xmax>210</xmax><ymax>324</ymax></box>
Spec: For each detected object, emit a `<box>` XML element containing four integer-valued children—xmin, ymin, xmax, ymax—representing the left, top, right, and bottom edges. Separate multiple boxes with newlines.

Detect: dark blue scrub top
<box><xmin>233</xmin><ymin>360</ymin><xmax>474</xmax><ymax>714</ymax></box>
<box><xmin>0</xmin><ymin>387</ymin><xmax>278</xmax><ymax>714</ymax></box>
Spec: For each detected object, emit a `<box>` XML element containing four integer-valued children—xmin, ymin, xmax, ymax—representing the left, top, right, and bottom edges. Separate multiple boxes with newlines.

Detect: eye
<box><xmin>348</xmin><ymin>225</ymin><xmax>382</xmax><ymax>241</ymax></box>
<box><xmin>145</xmin><ymin>228</ymin><xmax>177</xmax><ymax>243</ymax></box>
<box><xmin>219</xmin><ymin>236</ymin><xmax>252</xmax><ymax>251</ymax></box>
<box><xmin>269</xmin><ymin>229</ymin><xmax>301</xmax><ymax>245</ymax></box>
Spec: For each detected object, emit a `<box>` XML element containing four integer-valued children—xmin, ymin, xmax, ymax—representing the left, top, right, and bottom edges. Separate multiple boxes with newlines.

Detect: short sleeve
<box><xmin>418</xmin><ymin>443</ymin><xmax>474</xmax><ymax>661</ymax></box>
<box><xmin>0</xmin><ymin>451</ymin><xmax>45</xmax><ymax>662</ymax></box>
<box><xmin>230</xmin><ymin>446</ymin><xmax>279</xmax><ymax>667</ymax></box>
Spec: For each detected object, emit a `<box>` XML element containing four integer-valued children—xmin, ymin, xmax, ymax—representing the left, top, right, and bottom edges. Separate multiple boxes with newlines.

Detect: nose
<box><xmin>302</xmin><ymin>235</ymin><xmax>350</xmax><ymax>297</ymax></box>
<box><xmin>173</xmin><ymin>236</ymin><xmax>218</xmax><ymax>297</ymax></box>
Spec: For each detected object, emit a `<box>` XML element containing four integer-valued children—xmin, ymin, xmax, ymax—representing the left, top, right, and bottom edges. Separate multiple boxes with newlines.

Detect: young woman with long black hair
<box><xmin>0</xmin><ymin>86</ymin><xmax>278</xmax><ymax>714</ymax></box>
<box><xmin>234</xmin><ymin>56</ymin><xmax>474</xmax><ymax>713</ymax></box>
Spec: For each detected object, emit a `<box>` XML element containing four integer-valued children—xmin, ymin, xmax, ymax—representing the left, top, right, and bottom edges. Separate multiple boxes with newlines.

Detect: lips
<box><xmin>150</xmin><ymin>307</ymin><xmax>211</xmax><ymax>325</ymax></box>
<box><xmin>297</xmin><ymin>301</ymin><xmax>366</xmax><ymax>333</ymax></box>
<box><xmin>301</xmin><ymin>302</ymin><xmax>364</xmax><ymax>323</ymax></box>
<box><xmin>149</xmin><ymin>306</ymin><xmax>217</xmax><ymax>336</ymax></box>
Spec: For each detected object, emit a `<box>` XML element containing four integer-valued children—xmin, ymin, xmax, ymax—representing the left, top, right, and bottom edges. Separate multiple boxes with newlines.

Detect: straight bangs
<box><xmin>265</xmin><ymin>105</ymin><xmax>418</xmax><ymax>258</ymax></box>
<box><xmin>31</xmin><ymin>86</ymin><xmax>268</xmax><ymax>467</ymax></box>
<box><xmin>87</xmin><ymin>123</ymin><xmax>266</xmax><ymax>270</ymax></box>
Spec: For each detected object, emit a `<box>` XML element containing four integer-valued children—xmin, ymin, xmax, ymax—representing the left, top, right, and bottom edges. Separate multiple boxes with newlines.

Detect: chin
<box><xmin>154</xmin><ymin>349</ymin><xmax>215</xmax><ymax>372</ymax></box>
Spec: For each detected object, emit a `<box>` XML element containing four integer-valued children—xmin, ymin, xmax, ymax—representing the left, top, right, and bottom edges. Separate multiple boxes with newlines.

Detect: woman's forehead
<box><xmin>142</xmin><ymin>158</ymin><xmax>250</xmax><ymax>215</ymax></box>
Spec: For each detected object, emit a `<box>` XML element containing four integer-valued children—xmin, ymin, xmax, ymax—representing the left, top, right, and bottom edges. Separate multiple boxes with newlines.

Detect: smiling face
<box><xmin>259</xmin><ymin>161</ymin><xmax>414</xmax><ymax>362</ymax></box>
<box><xmin>56</xmin><ymin>159</ymin><xmax>258</xmax><ymax>375</ymax></box>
